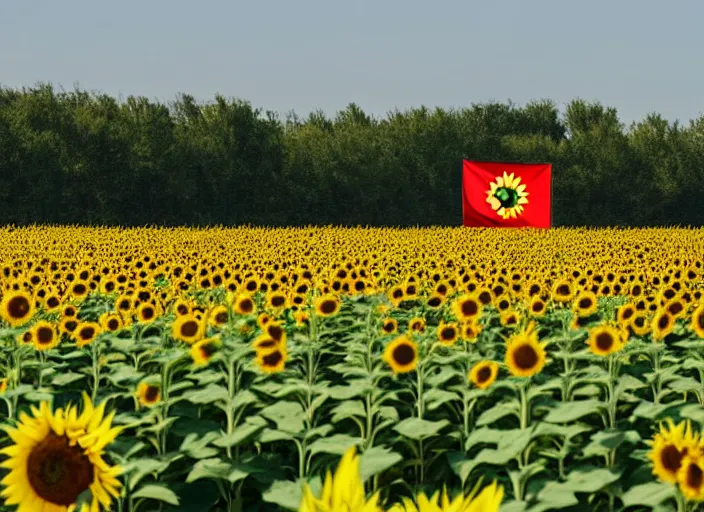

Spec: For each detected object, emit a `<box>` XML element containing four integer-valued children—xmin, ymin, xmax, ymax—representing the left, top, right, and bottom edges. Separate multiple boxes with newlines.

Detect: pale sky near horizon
<box><xmin>2</xmin><ymin>0</ymin><xmax>703</xmax><ymax>126</ymax></box>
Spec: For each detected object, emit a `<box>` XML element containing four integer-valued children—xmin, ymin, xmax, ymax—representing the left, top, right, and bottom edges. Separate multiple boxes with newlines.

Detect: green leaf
<box><xmin>358</xmin><ymin>446</ymin><xmax>403</xmax><ymax>482</ymax></box>
<box><xmin>186</xmin><ymin>458</ymin><xmax>232</xmax><ymax>483</ymax></box>
<box><xmin>582</xmin><ymin>429</ymin><xmax>641</xmax><ymax>457</ymax></box>
<box><xmin>393</xmin><ymin>418</ymin><xmax>448</xmax><ymax>441</ymax></box>
<box><xmin>260</xmin><ymin>401</ymin><xmax>305</xmax><ymax>434</ymax></box>
<box><xmin>621</xmin><ymin>482</ymin><xmax>676</xmax><ymax>508</ymax></box>
<box><xmin>262</xmin><ymin>479</ymin><xmax>309</xmax><ymax>511</ymax></box>
<box><xmin>330</xmin><ymin>400</ymin><xmax>366</xmax><ymax>422</ymax></box>
<box><xmin>307</xmin><ymin>435</ymin><xmax>360</xmax><ymax>457</ymax></box>
<box><xmin>213</xmin><ymin>422</ymin><xmax>264</xmax><ymax>448</ymax></box>
<box><xmin>476</xmin><ymin>402</ymin><xmax>519</xmax><ymax>426</ymax></box>
<box><xmin>132</xmin><ymin>484</ymin><xmax>180</xmax><ymax>506</ymax></box>
<box><xmin>543</xmin><ymin>400</ymin><xmax>603</xmax><ymax>423</ymax></box>
<box><xmin>181</xmin><ymin>384</ymin><xmax>229</xmax><ymax>405</ymax></box>
<box><xmin>51</xmin><ymin>372</ymin><xmax>85</xmax><ymax>386</ymax></box>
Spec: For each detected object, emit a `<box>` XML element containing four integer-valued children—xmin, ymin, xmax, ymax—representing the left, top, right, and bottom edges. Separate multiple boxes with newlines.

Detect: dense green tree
<box><xmin>0</xmin><ymin>83</ymin><xmax>701</xmax><ymax>227</ymax></box>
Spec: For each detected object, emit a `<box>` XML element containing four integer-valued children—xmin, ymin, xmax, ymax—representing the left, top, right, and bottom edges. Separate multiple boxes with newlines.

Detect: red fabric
<box><xmin>462</xmin><ymin>160</ymin><xmax>552</xmax><ymax>228</ymax></box>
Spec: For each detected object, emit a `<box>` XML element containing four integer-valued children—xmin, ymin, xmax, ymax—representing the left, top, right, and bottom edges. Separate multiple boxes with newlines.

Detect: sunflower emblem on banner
<box><xmin>486</xmin><ymin>171</ymin><xmax>529</xmax><ymax>219</ymax></box>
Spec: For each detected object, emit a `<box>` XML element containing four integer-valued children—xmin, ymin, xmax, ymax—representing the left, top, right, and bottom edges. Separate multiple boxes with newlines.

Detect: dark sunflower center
<box><xmin>7</xmin><ymin>296</ymin><xmax>30</xmax><ymax>319</ymax></box>
<box><xmin>427</xmin><ymin>297</ymin><xmax>441</xmax><ymax>308</ymax></box>
<box><xmin>532</xmin><ymin>301</ymin><xmax>545</xmax><ymax>312</ymax></box>
<box><xmin>65</xmin><ymin>320</ymin><xmax>78</xmax><ymax>332</ymax></box>
<box><xmin>392</xmin><ymin>289</ymin><xmax>403</xmax><ymax>299</ymax></box>
<box><xmin>262</xmin><ymin>350</ymin><xmax>283</xmax><ymax>367</ymax></box>
<box><xmin>476</xmin><ymin>366</ymin><xmax>492</xmax><ymax>383</ymax></box>
<box><xmin>145</xmin><ymin>386</ymin><xmax>160</xmax><ymax>402</ymax></box>
<box><xmin>319</xmin><ymin>300</ymin><xmax>337</xmax><ymax>314</ymax></box>
<box><xmin>200</xmin><ymin>343</ymin><xmax>218</xmax><ymax>358</ymax></box>
<box><xmin>79</xmin><ymin>327</ymin><xmax>95</xmax><ymax>340</ymax></box>
<box><xmin>687</xmin><ymin>461</ymin><xmax>703</xmax><ymax>489</ymax></box>
<box><xmin>257</xmin><ymin>339</ymin><xmax>277</xmax><ymax>350</ymax></box>
<box><xmin>383</xmin><ymin>321</ymin><xmax>396</xmax><ymax>333</ymax></box>
<box><xmin>27</xmin><ymin>432</ymin><xmax>94</xmax><ymax>506</ymax></box>
<box><xmin>47</xmin><ymin>297</ymin><xmax>60</xmax><ymax>308</ymax></box>
<box><xmin>73</xmin><ymin>284</ymin><xmax>86</xmax><ymax>295</ymax></box>
<box><xmin>214</xmin><ymin>312</ymin><xmax>228</xmax><ymax>324</ymax></box>
<box><xmin>634</xmin><ymin>316</ymin><xmax>646</xmax><ymax>328</ymax></box>
<box><xmin>392</xmin><ymin>344</ymin><xmax>415</xmax><ymax>366</ymax></box>
<box><xmin>107</xmin><ymin>319</ymin><xmax>120</xmax><ymax>331</ymax></box>
<box><xmin>461</xmin><ymin>300</ymin><xmax>478</xmax><ymax>317</ymax></box>
<box><xmin>493</xmin><ymin>187</ymin><xmax>518</xmax><ymax>208</ymax></box>
<box><xmin>556</xmin><ymin>285</ymin><xmax>570</xmax><ymax>296</ymax></box>
<box><xmin>37</xmin><ymin>327</ymin><xmax>54</xmax><ymax>344</ymax></box>
<box><xmin>513</xmin><ymin>344</ymin><xmax>539</xmax><ymax>370</ymax></box>
<box><xmin>660</xmin><ymin>444</ymin><xmax>684</xmax><ymax>472</ymax></box>
<box><xmin>181</xmin><ymin>320</ymin><xmax>199</xmax><ymax>337</ymax></box>
<box><xmin>239</xmin><ymin>299</ymin><xmax>254</xmax><ymax>313</ymax></box>
<box><xmin>668</xmin><ymin>302</ymin><xmax>683</xmax><ymax>316</ymax></box>
<box><xmin>440</xmin><ymin>327</ymin><xmax>456</xmax><ymax>340</ymax></box>
<box><xmin>622</xmin><ymin>307</ymin><xmax>634</xmax><ymax>320</ymax></box>
<box><xmin>268</xmin><ymin>325</ymin><xmax>284</xmax><ymax>341</ymax></box>
<box><xmin>579</xmin><ymin>298</ymin><xmax>593</xmax><ymax>309</ymax></box>
<box><xmin>271</xmin><ymin>296</ymin><xmax>285</xmax><ymax>307</ymax></box>
<box><xmin>698</xmin><ymin>312</ymin><xmax>704</xmax><ymax>331</ymax></box>
<box><xmin>142</xmin><ymin>307</ymin><xmax>155</xmax><ymax>320</ymax></box>
<box><xmin>658</xmin><ymin>314</ymin><xmax>670</xmax><ymax>330</ymax></box>
<box><xmin>595</xmin><ymin>332</ymin><xmax>614</xmax><ymax>351</ymax></box>
<box><xmin>176</xmin><ymin>305</ymin><xmax>189</xmax><ymax>315</ymax></box>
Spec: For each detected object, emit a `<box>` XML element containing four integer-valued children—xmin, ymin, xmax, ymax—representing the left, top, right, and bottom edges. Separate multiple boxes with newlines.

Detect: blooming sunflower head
<box><xmin>648</xmin><ymin>419</ymin><xmax>702</xmax><ymax>485</ymax></box>
<box><xmin>486</xmin><ymin>171</ymin><xmax>529</xmax><ymax>219</ymax></box>
<box><xmin>505</xmin><ymin>321</ymin><xmax>547</xmax><ymax>378</ymax></box>
<box><xmin>0</xmin><ymin>393</ymin><xmax>122</xmax><ymax>510</ymax></box>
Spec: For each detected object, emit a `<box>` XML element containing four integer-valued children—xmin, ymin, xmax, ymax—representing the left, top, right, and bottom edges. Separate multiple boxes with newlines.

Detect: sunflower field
<box><xmin>1</xmin><ymin>226</ymin><xmax>704</xmax><ymax>512</ymax></box>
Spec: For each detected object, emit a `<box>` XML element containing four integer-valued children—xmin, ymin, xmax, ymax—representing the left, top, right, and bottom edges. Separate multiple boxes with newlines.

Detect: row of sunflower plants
<box><xmin>0</xmin><ymin>289</ymin><xmax>703</xmax><ymax>511</ymax></box>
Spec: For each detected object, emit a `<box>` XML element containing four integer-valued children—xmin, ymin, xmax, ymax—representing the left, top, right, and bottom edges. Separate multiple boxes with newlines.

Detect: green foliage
<box><xmin>0</xmin><ymin>84</ymin><xmax>702</xmax><ymax>226</ymax></box>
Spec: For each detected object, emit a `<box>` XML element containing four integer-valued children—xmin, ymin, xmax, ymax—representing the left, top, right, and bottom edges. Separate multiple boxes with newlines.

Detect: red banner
<box><xmin>462</xmin><ymin>160</ymin><xmax>552</xmax><ymax>228</ymax></box>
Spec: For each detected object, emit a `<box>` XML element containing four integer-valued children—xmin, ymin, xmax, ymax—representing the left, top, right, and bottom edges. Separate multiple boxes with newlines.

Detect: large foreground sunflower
<box><xmin>388</xmin><ymin>481</ymin><xmax>504</xmax><ymax>512</ymax></box>
<box><xmin>486</xmin><ymin>171</ymin><xmax>529</xmax><ymax>220</ymax></box>
<box><xmin>648</xmin><ymin>419</ymin><xmax>701</xmax><ymax>484</ymax></box>
<box><xmin>0</xmin><ymin>393</ymin><xmax>122</xmax><ymax>511</ymax></box>
<box><xmin>299</xmin><ymin>446</ymin><xmax>381</xmax><ymax>512</ymax></box>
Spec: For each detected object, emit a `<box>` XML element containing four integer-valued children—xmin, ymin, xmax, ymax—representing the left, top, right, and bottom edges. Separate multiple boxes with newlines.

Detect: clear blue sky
<box><xmin>2</xmin><ymin>0</ymin><xmax>702</xmax><ymax>125</ymax></box>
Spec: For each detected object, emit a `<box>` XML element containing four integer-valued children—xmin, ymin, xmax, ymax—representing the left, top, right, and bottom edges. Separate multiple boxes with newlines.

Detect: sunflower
<box><xmin>408</xmin><ymin>317</ymin><xmax>426</xmax><ymax>333</ymax></box>
<box><xmin>294</xmin><ymin>310</ymin><xmax>309</xmax><ymax>327</ymax></box>
<box><xmin>208</xmin><ymin>305</ymin><xmax>230</xmax><ymax>328</ymax></box>
<box><xmin>0</xmin><ymin>290</ymin><xmax>36</xmax><ymax>327</ymax></box>
<box><xmin>59</xmin><ymin>317</ymin><xmax>80</xmax><ymax>337</ymax></box>
<box><xmin>383</xmin><ymin>335</ymin><xmax>418</xmax><ymax>374</ymax></box>
<box><xmin>573</xmin><ymin>291</ymin><xmax>598</xmax><ymax>317</ymax></box>
<box><xmin>74</xmin><ymin>322</ymin><xmax>102</xmax><ymax>348</ymax></box>
<box><xmin>137</xmin><ymin>382</ymin><xmax>161</xmax><ymax>407</ymax></box>
<box><xmin>500</xmin><ymin>310</ymin><xmax>520</xmax><ymax>327</ymax></box>
<box><xmin>678</xmin><ymin>454</ymin><xmax>704</xmax><ymax>501</ymax></box>
<box><xmin>505</xmin><ymin>321</ymin><xmax>547</xmax><ymax>378</ymax></box>
<box><xmin>586</xmin><ymin>324</ymin><xmax>624</xmax><ymax>357</ymax></box>
<box><xmin>266</xmin><ymin>291</ymin><xmax>288</xmax><ymax>310</ymax></box>
<box><xmin>191</xmin><ymin>337</ymin><xmax>221</xmax><ymax>367</ymax></box>
<box><xmin>381</xmin><ymin>318</ymin><xmax>398</xmax><ymax>334</ymax></box>
<box><xmin>387</xmin><ymin>481</ymin><xmax>504</xmax><ymax>512</ymax></box>
<box><xmin>691</xmin><ymin>304</ymin><xmax>704</xmax><ymax>339</ymax></box>
<box><xmin>172</xmin><ymin>298</ymin><xmax>191</xmax><ymax>317</ymax></box>
<box><xmin>16</xmin><ymin>330</ymin><xmax>32</xmax><ymax>346</ymax></box>
<box><xmin>136</xmin><ymin>302</ymin><xmax>159</xmax><ymax>324</ymax></box>
<box><xmin>99</xmin><ymin>312</ymin><xmax>123</xmax><ymax>333</ymax></box>
<box><xmin>630</xmin><ymin>313</ymin><xmax>651</xmax><ymax>337</ymax></box>
<box><xmin>299</xmin><ymin>446</ymin><xmax>381</xmax><ymax>512</ymax></box>
<box><xmin>252</xmin><ymin>334</ymin><xmax>279</xmax><ymax>352</ymax></box>
<box><xmin>648</xmin><ymin>419</ymin><xmax>701</xmax><ymax>484</ymax></box>
<box><xmin>485</xmin><ymin>171</ymin><xmax>529</xmax><ymax>219</ymax></box>
<box><xmin>469</xmin><ymin>361</ymin><xmax>499</xmax><ymax>390</ymax></box>
<box><xmin>387</xmin><ymin>285</ymin><xmax>405</xmax><ymax>307</ymax></box>
<box><xmin>314</xmin><ymin>294</ymin><xmax>340</xmax><ymax>317</ymax></box>
<box><xmin>30</xmin><ymin>321</ymin><xmax>60</xmax><ymax>351</ymax></box>
<box><xmin>551</xmin><ymin>279</ymin><xmax>574</xmax><ymax>303</ymax></box>
<box><xmin>255</xmin><ymin>345</ymin><xmax>288</xmax><ymax>374</ymax></box>
<box><xmin>426</xmin><ymin>293</ymin><xmax>445</xmax><ymax>310</ymax></box>
<box><xmin>265</xmin><ymin>322</ymin><xmax>286</xmax><ymax>343</ymax></box>
<box><xmin>437</xmin><ymin>321</ymin><xmax>459</xmax><ymax>346</ymax></box>
<box><xmin>651</xmin><ymin>309</ymin><xmax>675</xmax><ymax>341</ymax></box>
<box><xmin>62</xmin><ymin>304</ymin><xmax>78</xmax><ymax>318</ymax></box>
<box><xmin>43</xmin><ymin>294</ymin><xmax>62</xmax><ymax>313</ymax></box>
<box><xmin>233</xmin><ymin>294</ymin><xmax>256</xmax><ymax>316</ymax></box>
<box><xmin>452</xmin><ymin>294</ymin><xmax>482</xmax><ymax>322</ymax></box>
<box><xmin>528</xmin><ymin>296</ymin><xmax>547</xmax><ymax>317</ymax></box>
<box><xmin>172</xmin><ymin>314</ymin><xmax>205</xmax><ymax>344</ymax></box>
<box><xmin>461</xmin><ymin>320</ymin><xmax>482</xmax><ymax>343</ymax></box>
<box><xmin>69</xmin><ymin>280</ymin><xmax>90</xmax><ymax>300</ymax></box>
<box><xmin>0</xmin><ymin>393</ymin><xmax>122</xmax><ymax>511</ymax></box>
<box><xmin>616</xmin><ymin>303</ymin><xmax>636</xmax><ymax>327</ymax></box>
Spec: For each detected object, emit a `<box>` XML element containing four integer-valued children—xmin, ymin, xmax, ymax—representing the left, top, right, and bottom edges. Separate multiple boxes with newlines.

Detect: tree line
<box><xmin>0</xmin><ymin>83</ymin><xmax>702</xmax><ymax>227</ymax></box>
